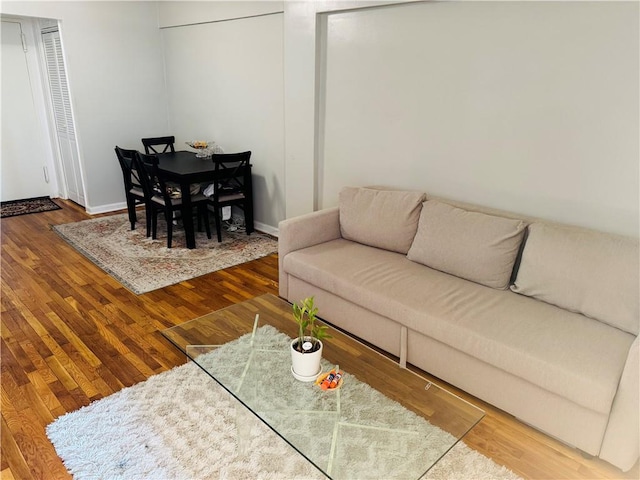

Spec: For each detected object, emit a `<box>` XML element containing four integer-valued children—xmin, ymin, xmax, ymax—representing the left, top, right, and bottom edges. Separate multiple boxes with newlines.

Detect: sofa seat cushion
<box><xmin>283</xmin><ymin>239</ymin><xmax>635</xmax><ymax>414</ymax></box>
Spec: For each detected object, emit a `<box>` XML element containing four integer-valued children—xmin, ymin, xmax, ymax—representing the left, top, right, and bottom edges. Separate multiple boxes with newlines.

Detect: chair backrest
<box><xmin>133</xmin><ymin>152</ymin><xmax>163</xmax><ymax>202</ymax></box>
<box><xmin>141</xmin><ymin>136</ymin><xmax>175</xmax><ymax>155</ymax></box>
<box><xmin>211</xmin><ymin>151</ymin><xmax>252</xmax><ymax>199</ymax></box>
<box><xmin>115</xmin><ymin>146</ymin><xmax>143</xmax><ymax>190</ymax></box>
<box><xmin>134</xmin><ymin>151</ymin><xmax>184</xmax><ymax>208</ymax></box>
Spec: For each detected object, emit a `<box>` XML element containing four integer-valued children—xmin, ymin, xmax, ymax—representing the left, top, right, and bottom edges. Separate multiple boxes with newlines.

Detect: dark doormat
<box><xmin>1</xmin><ymin>196</ymin><xmax>62</xmax><ymax>218</ymax></box>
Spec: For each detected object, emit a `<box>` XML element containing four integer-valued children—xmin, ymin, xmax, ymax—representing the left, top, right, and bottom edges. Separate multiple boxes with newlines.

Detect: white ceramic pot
<box><xmin>290</xmin><ymin>337</ymin><xmax>323</xmax><ymax>381</ymax></box>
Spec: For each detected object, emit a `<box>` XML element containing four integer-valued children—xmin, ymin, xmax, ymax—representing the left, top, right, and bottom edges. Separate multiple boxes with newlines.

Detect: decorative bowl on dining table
<box><xmin>186</xmin><ymin>141</ymin><xmax>223</xmax><ymax>158</ymax></box>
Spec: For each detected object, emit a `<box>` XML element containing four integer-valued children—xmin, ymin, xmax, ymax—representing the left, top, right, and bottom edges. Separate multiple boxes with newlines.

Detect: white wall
<box><xmin>286</xmin><ymin>1</ymin><xmax>639</xmax><ymax>237</ymax></box>
<box><xmin>1</xmin><ymin>1</ymin><xmax>636</xmax><ymax>237</ymax></box>
<box><xmin>159</xmin><ymin>2</ymin><xmax>285</xmax><ymax>232</ymax></box>
<box><xmin>158</xmin><ymin>1</ymin><xmax>283</xmax><ymax>28</ymax></box>
<box><xmin>0</xmin><ymin>1</ymin><xmax>169</xmax><ymax>213</ymax></box>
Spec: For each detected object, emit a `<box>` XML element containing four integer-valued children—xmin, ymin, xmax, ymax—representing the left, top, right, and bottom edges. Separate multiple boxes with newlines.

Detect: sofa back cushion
<box><xmin>339</xmin><ymin>187</ymin><xmax>426</xmax><ymax>254</ymax></box>
<box><xmin>407</xmin><ymin>200</ymin><xmax>526</xmax><ymax>289</ymax></box>
<box><xmin>511</xmin><ymin>223</ymin><xmax>640</xmax><ymax>335</ymax></box>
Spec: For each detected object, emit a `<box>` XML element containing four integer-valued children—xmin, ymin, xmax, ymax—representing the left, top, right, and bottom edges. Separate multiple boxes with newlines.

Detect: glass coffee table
<box><xmin>162</xmin><ymin>294</ymin><xmax>484</xmax><ymax>479</ymax></box>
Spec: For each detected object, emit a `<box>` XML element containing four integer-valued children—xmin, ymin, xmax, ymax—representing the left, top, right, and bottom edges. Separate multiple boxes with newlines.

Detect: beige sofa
<box><xmin>278</xmin><ymin>186</ymin><xmax>639</xmax><ymax>471</ymax></box>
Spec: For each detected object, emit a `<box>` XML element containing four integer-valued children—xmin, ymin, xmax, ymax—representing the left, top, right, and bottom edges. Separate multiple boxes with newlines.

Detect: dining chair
<box><xmin>208</xmin><ymin>151</ymin><xmax>253</xmax><ymax>242</ymax></box>
<box><xmin>134</xmin><ymin>152</ymin><xmax>211</xmax><ymax>248</ymax></box>
<box><xmin>141</xmin><ymin>136</ymin><xmax>176</xmax><ymax>155</ymax></box>
<box><xmin>114</xmin><ymin>146</ymin><xmax>146</xmax><ymax>232</ymax></box>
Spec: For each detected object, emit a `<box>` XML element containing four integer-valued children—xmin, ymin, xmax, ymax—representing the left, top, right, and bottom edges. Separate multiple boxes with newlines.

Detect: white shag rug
<box><xmin>47</xmin><ymin>327</ymin><xmax>521</xmax><ymax>480</ymax></box>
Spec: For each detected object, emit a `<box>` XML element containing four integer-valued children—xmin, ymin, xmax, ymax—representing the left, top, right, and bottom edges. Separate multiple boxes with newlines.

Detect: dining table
<box><xmin>156</xmin><ymin>150</ymin><xmax>254</xmax><ymax>249</ymax></box>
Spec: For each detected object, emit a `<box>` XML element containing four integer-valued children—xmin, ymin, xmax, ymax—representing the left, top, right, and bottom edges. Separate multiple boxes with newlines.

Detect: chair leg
<box><xmin>165</xmin><ymin>209</ymin><xmax>173</xmax><ymax>248</ymax></box>
<box><xmin>126</xmin><ymin>195</ymin><xmax>137</xmax><ymax>230</ymax></box>
<box><xmin>203</xmin><ymin>207</ymin><xmax>211</xmax><ymax>239</ymax></box>
<box><xmin>213</xmin><ymin>205</ymin><xmax>222</xmax><ymax>242</ymax></box>
<box><xmin>151</xmin><ymin>206</ymin><xmax>159</xmax><ymax>240</ymax></box>
<box><xmin>145</xmin><ymin>203</ymin><xmax>153</xmax><ymax>237</ymax></box>
<box><xmin>198</xmin><ymin>206</ymin><xmax>211</xmax><ymax>240</ymax></box>
<box><xmin>244</xmin><ymin>199</ymin><xmax>254</xmax><ymax>235</ymax></box>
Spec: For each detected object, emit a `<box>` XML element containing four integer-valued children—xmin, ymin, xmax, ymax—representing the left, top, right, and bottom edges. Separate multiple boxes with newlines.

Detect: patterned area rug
<box><xmin>47</xmin><ymin>326</ymin><xmax>521</xmax><ymax>480</ymax></box>
<box><xmin>1</xmin><ymin>196</ymin><xmax>61</xmax><ymax>218</ymax></box>
<box><xmin>53</xmin><ymin>213</ymin><xmax>278</xmax><ymax>294</ymax></box>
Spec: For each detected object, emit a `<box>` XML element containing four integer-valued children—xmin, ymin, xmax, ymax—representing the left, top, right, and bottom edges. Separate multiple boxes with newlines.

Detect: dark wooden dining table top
<box><xmin>157</xmin><ymin>151</ymin><xmax>216</xmax><ymax>182</ymax></box>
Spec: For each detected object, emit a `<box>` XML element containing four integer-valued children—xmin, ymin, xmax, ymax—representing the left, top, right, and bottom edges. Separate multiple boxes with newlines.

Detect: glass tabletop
<box><xmin>162</xmin><ymin>294</ymin><xmax>484</xmax><ymax>480</ymax></box>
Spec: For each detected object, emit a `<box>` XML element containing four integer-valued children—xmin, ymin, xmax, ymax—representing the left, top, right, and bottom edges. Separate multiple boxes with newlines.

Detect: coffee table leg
<box><xmin>234</xmin><ymin>403</ymin><xmax>253</xmax><ymax>457</ymax></box>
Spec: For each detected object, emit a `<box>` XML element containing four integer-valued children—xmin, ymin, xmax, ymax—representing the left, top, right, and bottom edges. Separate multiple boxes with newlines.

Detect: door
<box><xmin>1</xmin><ymin>20</ymin><xmax>51</xmax><ymax>201</ymax></box>
<box><xmin>41</xmin><ymin>27</ymin><xmax>85</xmax><ymax>206</ymax></box>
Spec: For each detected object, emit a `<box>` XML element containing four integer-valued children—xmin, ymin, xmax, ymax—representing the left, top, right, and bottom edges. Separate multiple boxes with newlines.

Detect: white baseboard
<box><xmin>85</xmin><ymin>202</ymin><xmax>127</xmax><ymax>215</ymax></box>
<box><xmin>255</xmin><ymin>221</ymin><xmax>278</xmax><ymax>238</ymax></box>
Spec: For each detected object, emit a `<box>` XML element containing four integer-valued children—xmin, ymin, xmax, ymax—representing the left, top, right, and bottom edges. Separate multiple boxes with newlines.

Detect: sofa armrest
<box><xmin>278</xmin><ymin>207</ymin><xmax>341</xmax><ymax>298</ymax></box>
<box><xmin>599</xmin><ymin>334</ymin><xmax>639</xmax><ymax>471</ymax></box>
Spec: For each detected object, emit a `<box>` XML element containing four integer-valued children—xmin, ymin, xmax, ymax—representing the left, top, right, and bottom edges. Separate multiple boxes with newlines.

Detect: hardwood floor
<box><xmin>1</xmin><ymin>199</ymin><xmax>637</xmax><ymax>480</ymax></box>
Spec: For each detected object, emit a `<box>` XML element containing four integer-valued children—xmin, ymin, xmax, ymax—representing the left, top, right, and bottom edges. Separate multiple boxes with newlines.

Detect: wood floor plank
<box><xmin>1</xmin><ymin>417</ymin><xmax>34</xmax><ymax>480</ymax></box>
<box><xmin>25</xmin><ymin>371</ymin><xmax>64</xmax><ymax>414</ymax></box>
<box><xmin>1</xmin><ymin>200</ymin><xmax>637</xmax><ymax>479</ymax></box>
<box><xmin>43</xmin><ymin>356</ymin><xmax>81</xmax><ymax>394</ymax></box>
<box><xmin>45</xmin><ymin>311</ymin><xmax>102</xmax><ymax>367</ymax></box>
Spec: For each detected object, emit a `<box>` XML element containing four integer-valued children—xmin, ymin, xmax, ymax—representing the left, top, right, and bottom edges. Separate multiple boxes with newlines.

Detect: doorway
<box><xmin>0</xmin><ymin>16</ymin><xmax>85</xmax><ymax>207</ymax></box>
<box><xmin>1</xmin><ymin>19</ymin><xmax>52</xmax><ymax>201</ymax></box>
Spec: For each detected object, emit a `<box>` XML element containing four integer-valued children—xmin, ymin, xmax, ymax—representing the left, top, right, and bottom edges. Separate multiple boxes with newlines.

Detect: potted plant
<box><xmin>290</xmin><ymin>296</ymin><xmax>330</xmax><ymax>381</ymax></box>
